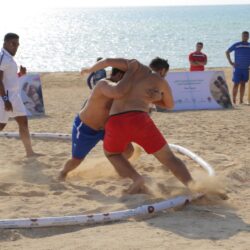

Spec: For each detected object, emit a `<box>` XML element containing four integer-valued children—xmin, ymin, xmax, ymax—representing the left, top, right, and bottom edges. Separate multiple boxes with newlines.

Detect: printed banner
<box><xmin>161</xmin><ymin>71</ymin><xmax>232</xmax><ymax>111</ymax></box>
<box><xmin>19</xmin><ymin>74</ymin><xmax>45</xmax><ymax>116</ymax></box>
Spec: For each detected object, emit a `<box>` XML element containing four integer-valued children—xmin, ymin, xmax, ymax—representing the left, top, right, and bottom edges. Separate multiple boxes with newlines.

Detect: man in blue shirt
<box><xmin>226</xmin><ymin>31</ymin><xmax>250</xmax><ymax>104</ymax></box>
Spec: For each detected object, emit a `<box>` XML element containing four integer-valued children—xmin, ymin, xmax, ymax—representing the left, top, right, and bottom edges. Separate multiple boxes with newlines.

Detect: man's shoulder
<box><xmin>233</xmin><ymin>42</ymin><xmax>250</xmax><ymax>51</ymax></box>
<box><xmin>0</xmin><ymin>51</ymin><xmax>13</xmax><ymax>71</ymax></box>
<box><xmin>0</xmin><ymin>52</ymin><xmax>4</xmax><ymax>64</ymax></box>
<box><xmin>95</xmin><ymin>78</ymin><xmax>108</xmax><ymax>86</ymax></box>
<box><xmin>0</xmin><ymin>51</ymin><xmax>12</xmax><ymax>65</ymax></box>
<box><xmin>96</xmin><ymin>78</ymin><xmax>116</xmax><ymax>87</ymax></box>
<box><xmin>129</xmin><ymin>59</ymin><xmax>150</xmax><ymax>73</ymax></box>
<box><xmin>231</xmin><ymin>42</ymin><xmax>242</xmax><ymax>47</ymax></box>
<box><xmin>150</xmin><ymin>73</ymin><xmax>166</xmax><ymax>83</ymax></box>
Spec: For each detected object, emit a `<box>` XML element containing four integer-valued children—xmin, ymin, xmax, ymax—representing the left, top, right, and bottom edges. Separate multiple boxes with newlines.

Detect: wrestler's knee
<box><xmin>123</xmin><ymin>143</ymin><xmax>134</xmax><ymax>159</ymax></box>
<box><xmin>104</xmin><ymin>150</ymin><xmax>120</xmax><ymax>158</ymax></box>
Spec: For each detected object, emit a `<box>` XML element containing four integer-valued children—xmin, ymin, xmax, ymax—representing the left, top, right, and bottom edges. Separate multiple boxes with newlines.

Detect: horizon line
<box><xmin>5</xmin><ymin>3</ymin><xmax>250</xmax><ymax>8</ymax></box>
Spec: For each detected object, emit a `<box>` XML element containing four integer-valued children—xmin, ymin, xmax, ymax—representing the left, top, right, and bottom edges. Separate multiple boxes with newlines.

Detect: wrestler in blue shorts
<box><xmin>72</xmin><ymin>115</ymin><xmax>104</xmax><ymax>159</ymax></box>
<box><xmin>58</xmin><ymin>114</ymin><xmax>105</xmax><ymax>180</ymax></box>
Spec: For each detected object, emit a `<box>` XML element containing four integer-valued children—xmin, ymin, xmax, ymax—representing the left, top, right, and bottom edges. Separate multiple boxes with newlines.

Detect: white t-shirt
<box><xmin>0</xmin><ymin>48</ymin><xmax>19</xmax><ymax>92</ymax></box>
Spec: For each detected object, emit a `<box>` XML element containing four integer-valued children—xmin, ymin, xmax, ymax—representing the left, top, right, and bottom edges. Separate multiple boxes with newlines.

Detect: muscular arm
<box><xmin>198</xmin><ymin>57</ymin><xmax>207</xmax><ymax>66</ymax></box>
<box><xmin>81</xmin><ymin>58</ymin><xmax>133</xmax><ymax>75</ymax></box>
<box><xmin>189</xmin><ymin>54</ymin><xmax>198</xmax><ymax>66</ymax></box>
<box><xmin>189</xmin><ymin>59</ymin><xmax>207</xmax><ymax>66</ymax></box>
<box><xmin>189</xmin><ymin>60</ymin><xmax>199</xmax><ymax>66</ymax></box>
<box><xmin>0</xmin><ymin>71</ymin><xmax>6</xmax><ymax>96</ymax></box>
<box><xmin>204</xmin><ymin>56</ymin><xmax>207</xmax><ymax>65</ymax></box>
<box><xmin>0</xmin><ymin>70</ymin><xmax>13</xmax><ymax>111</ymax></box>
<box><xmin>225</xmin><ymin>50</ymin><xmax>234</xmax><ymax>66</ymax></box>
<box><xmin>98</xmin><ymin>60</ymin><xmax>139</xmax><ymax>99</ymax></box>
<box><xmin>152</xmin><ymin>79</ymin><xmax>174</xmax><ymax>110</ymax></box>
<box><xmin>86</xmin><ymin>72</ymin><xmax>94</xmax><ymax>89</ymax></box>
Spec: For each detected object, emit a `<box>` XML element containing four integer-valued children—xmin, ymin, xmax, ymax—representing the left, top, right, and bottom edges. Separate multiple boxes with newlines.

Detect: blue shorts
<box><xmin>232</xmin><ymin>68</ymin><xmax>249</xmax><ymax>84</ymax></box>
<box><xmin>72</xmin><ymin>115</ymin><xmax>104</xmax><ymax>159</ymax></box>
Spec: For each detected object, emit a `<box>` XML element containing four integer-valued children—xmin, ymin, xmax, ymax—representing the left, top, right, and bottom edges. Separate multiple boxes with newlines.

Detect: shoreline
<box><xmin>33</xmin><ymin>66</ymin><xmax>233</xmax><ymax>74</ymax></box>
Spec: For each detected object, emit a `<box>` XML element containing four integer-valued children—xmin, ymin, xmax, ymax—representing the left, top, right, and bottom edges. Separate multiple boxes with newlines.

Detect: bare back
<box><xmin>110</xmin><ymin>63</ymin><xmax>172</xmax><ymax>115</ymax></box>
<box><xmin>79</xmin><ymin>80</ymin><xmax>114</xmax><ymax>130</ymax></box>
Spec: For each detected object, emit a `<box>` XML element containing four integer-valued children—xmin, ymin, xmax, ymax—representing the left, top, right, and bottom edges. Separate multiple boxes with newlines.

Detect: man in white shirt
<box><xmin>0</xmin><ymin>33</ymin><xmax>40</xmax><ymax>157</ymax></box>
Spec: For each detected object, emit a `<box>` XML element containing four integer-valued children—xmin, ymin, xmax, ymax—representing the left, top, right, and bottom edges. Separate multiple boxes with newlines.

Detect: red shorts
<box><xmin>104</xmin><ymin>111</ymin><xmax>167</xmax><ymax>154</ymax></box>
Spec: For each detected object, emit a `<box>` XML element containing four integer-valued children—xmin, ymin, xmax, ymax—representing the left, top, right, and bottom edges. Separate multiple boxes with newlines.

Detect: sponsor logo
<box><xmin>147</xmin><ymin>206</ymin><xmax>155</xmax><ymax>214</ymax></box>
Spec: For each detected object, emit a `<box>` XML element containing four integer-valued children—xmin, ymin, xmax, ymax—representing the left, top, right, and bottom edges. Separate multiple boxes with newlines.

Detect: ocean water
<box><xmin>0</xmin><ymin>5</ymin><xmax>249</xmax><ymax>72</ymax></box>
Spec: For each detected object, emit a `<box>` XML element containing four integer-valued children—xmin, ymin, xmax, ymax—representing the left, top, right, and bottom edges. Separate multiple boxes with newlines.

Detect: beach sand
<box><xmin>0</xmin><ymin>67</ymin><xmax>249</xmax><ymax>250</ymax></box>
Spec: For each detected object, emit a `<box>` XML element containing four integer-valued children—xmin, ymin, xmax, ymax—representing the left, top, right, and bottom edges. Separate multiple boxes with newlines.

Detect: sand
<box><xmin>0</xmin><ymin>67</ymin><xmax>249</xmax><ymax>250</ymax></box>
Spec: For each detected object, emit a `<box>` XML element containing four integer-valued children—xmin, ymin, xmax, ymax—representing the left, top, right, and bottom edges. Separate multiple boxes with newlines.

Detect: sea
<box><xmin>0</xmin><ymin>5</ymin><xmax>249</xmax><ymax>72</ymax></box>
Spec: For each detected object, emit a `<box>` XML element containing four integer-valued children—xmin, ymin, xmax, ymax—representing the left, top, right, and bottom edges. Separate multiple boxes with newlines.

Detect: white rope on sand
<box><xmin>0</xmin><ymin>194</ymin><xmax>202</xmax><ymax>229</ymax></box>
<box><xmin>0</xmin><ymin>132</ymin><xmax>215</xmax><ymax>176</ymax></box>
<box><xmin>0</xmin><ymin>132</ymin><xmax>215</xmax><ymax>229</ymax></box>
<box><xmin>169</xmin><ymin>144</ymin><xmax>215</xmax><ymax>176</ymax></box>
<box><xmin>0</xmin><ymin>131</ymin><xmax>71</xmax><ymax>140</ymax></box>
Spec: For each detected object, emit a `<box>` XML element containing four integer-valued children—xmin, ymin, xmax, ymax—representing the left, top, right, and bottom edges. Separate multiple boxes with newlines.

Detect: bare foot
<box><xmin>58</xmin><ymin>170</ymin><xmax>67</xmax><ymax>182</ymax></box>
<box><xmin>26</xmin><ymin>152</ymin><xmax>44</xmax><ymax>158</ymax></box>
<box><xmin>216</xmin><ymin>192</ymin><xmax>229</xmax><ymax>200</ymax></box>
<box><xmin>124</xmin><ymin>177</ymin><xmax>145</xmax><ymax>194</ymax></box>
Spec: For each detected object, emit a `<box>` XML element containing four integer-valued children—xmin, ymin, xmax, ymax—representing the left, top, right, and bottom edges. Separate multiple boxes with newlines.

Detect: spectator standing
<box><xmin>226</xmin><ymin>31</ymin><xmax>250</xmax><ymax>104</ymax></box>
<box><xmin>0</xmin><ymin>33</ymin><xmax>41</xmax><ymax>157</ymax></box>
<box><xmin>189</xmin><ymin>42</ymin><xmax>207</xmax><ymax>71</ymax></box>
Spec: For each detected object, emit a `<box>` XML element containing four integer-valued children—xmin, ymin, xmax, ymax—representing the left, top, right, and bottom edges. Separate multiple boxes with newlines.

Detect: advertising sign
<box><xmin>19</xmin><ymin>74</ymin><xmax>45</xmax><ymax>116</ymax></box>
<box><xmin>162</xmin><ymin>71</ymin><xmax>232</xmax><ymax>111</ymax></box>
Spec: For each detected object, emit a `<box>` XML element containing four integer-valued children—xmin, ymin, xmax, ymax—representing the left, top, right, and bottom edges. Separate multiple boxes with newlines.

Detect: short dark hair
<box><xmin>96</xmin><ymin>57</ymin><xmax>103</xmax><ymax>62</ymax></box>
<box><xmin>197</xmin><ymin>42</ymin><xmax>203</xmax><ymax>46</ymax></box>
<box><xmin>242</xmin><ymin>31</ymin><xmax>249</xmax><ymax>35</ymax></box>
<box><xmin>149</xmin><ymin>57</ymin><xmax>169</xmax><ymax>71</ymax></box>
<box><xmin>4</xmin><ymin>33</ymin><xmax>19</xmax><ymax>42</ymax></box>
<box><xmin>111</xmin><ymin>68</ymin><xmax>125</xmax><ymax>76</ymax></box>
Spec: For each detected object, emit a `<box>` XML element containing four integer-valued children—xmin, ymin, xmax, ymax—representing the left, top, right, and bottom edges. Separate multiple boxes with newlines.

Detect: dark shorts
<box><xmin>104</xmin><ymin>111</ymin><xmax>166</xmax><ymax>154</ymax></box>
<box><xmin>72</xmin><ymin>115</ymin><xmax>104</xmax><ymax>159</ymax></box>
<box><xmin>233</xmin><ymin>68</ymin><xmax>249</xmax><ymax>84</ymax></box>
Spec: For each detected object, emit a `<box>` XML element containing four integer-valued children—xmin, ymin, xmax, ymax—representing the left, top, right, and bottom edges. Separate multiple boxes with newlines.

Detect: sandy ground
<box><xmin>0</xmin><ymin>67</ymin><xmax>249</xmax><ymax>250</ymax></box>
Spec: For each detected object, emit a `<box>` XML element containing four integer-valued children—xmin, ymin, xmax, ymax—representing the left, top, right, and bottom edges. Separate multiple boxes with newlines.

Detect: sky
<box><xmin>4</xmin><ymin>0</ymin><xmax>250</xmax><ymax>8</ymax></box>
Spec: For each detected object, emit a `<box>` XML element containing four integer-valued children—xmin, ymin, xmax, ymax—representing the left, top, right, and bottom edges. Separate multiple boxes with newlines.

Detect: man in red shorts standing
<box><xmin>82</xmin><ymin>57</ymin><xmax>193</xmax><ymax>193</ymax></box>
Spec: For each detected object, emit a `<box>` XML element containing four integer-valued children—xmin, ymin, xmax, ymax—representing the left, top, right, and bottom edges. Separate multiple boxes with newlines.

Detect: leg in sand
<box><xmin>153</xmin><ymin>144</ymin><xmax>228</xmax><ymax>199</ymax></box>
<box><xmin>58</xmin><ymin>158</ymin><xmax>83</xmax><ymax>181</ymax></box>
<box><xmin>153</xmin><ymin>144</ymin><xmax>192</xmax><ymax>186</ymax></box>
<box><xmin>122</xmin><ymin>142</ymin><xmax>142</xmax><ymax>162</ymax></box>
<box><xmin>105</xmin><ymin>151</ymin><xmax>144</xmax><ymax>194</ymax></box>
<box><xmin>232</xmin><ymin>83</ymin><xmax>239</xmax><ymax>104</ymax></box>
<box><xmin>122</xmin><ymin>143</ymin><xmax>134</xmax><ymax>159</ymax></box>
<box><xmin>239</xmin><ymin>81</ymin><xmax>246</xmax><ymax>104</ymax></box>
<box><xmin>15</xmin><ymin>116</ymin><xmax>43</xmax><ymax>157</ymax></box>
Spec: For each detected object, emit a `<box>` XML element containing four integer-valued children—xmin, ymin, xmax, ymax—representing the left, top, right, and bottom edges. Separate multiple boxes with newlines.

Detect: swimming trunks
<box><xmin>232</xmin><ymin>68</ymin><xmax>249</xmax><ymax>84</ymax></box>
<box><xmin>104</xmin><ymin>111</ymin><xmax>166</xmax><ymax>154</ymax></box>
<box><xmin>72</xmin><ymin>115</ymin><xmax>104</xmax><ymax>159</ymax></box>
